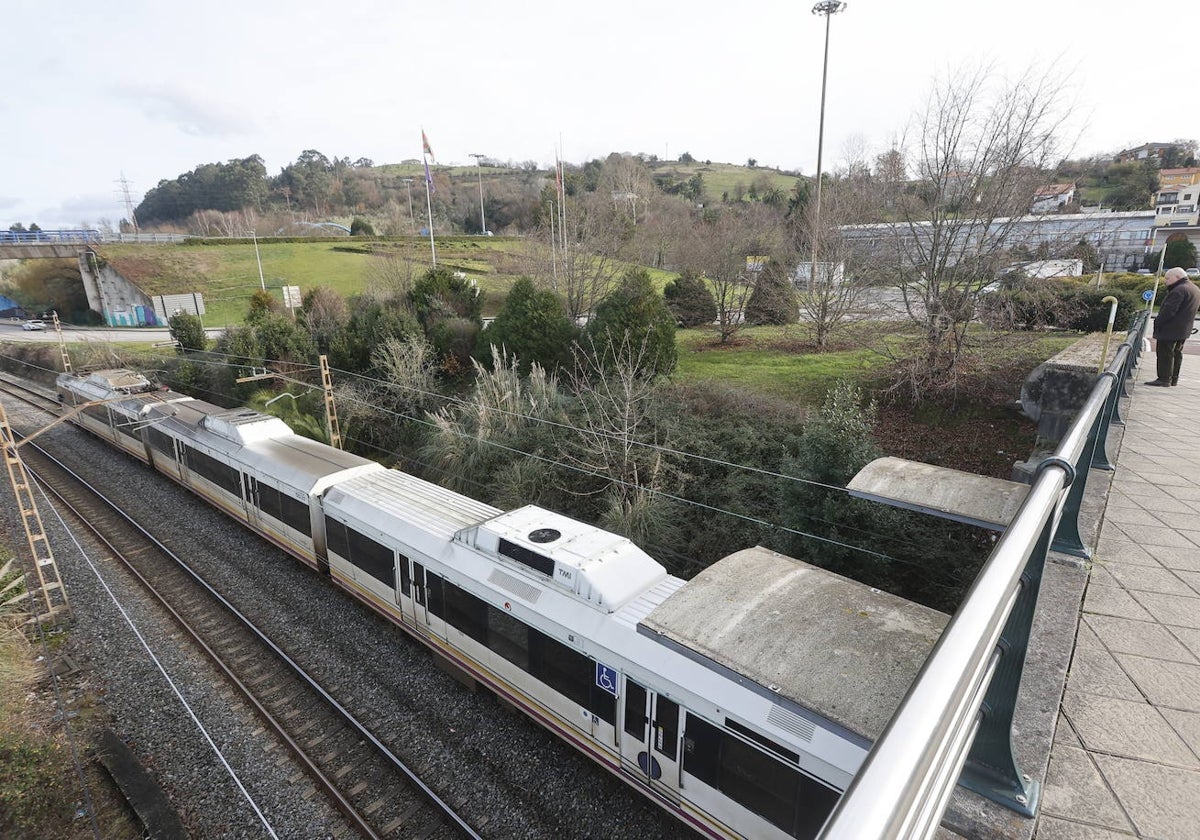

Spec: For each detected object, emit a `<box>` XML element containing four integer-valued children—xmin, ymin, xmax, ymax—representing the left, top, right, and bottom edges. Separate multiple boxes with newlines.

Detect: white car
<box><xmin>22</xmin><ymin>320</ymin><xmax>46</xmax><ymax>331</ymax></box>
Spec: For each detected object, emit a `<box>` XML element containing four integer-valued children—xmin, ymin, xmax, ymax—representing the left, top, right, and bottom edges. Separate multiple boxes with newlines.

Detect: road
<box><xmin>1</xmin><ymin>321</ymin><xmax>223</xmax><ymax>344</ymax></box>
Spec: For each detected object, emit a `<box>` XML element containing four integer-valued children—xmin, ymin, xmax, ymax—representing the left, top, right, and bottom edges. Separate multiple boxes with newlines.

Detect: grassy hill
<box><xmin>99</xmin><ymin>238</ymin><xmax>534</xmax><ymax>326</ymax></box>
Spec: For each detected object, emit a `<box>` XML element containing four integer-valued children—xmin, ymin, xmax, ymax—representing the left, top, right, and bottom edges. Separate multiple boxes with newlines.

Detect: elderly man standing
<box><xmin>1147</xmin><ymin>266</ymin><xmax>1200</xmax><ymax>386</ymax></box>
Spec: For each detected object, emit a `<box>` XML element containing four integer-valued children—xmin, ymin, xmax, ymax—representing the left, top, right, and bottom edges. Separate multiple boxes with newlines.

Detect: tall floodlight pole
<box><xmin>401</xmin><ymin>178</ymin><xmax>416</xmax><ymax>234</ymax></box>
<box><xmin>252</xmin><ymin>229</ymin><xmax>266</xmax><ymax>291</ymax></box>
<box><xmin>469</xmin><ymin>153</ymin><xmax>488</xmax><ymax>235</ymax></box>
<box><xmin>809</xmin><ymin>1</ymin><xmax>847</xmax><ymax>290</ymax></box>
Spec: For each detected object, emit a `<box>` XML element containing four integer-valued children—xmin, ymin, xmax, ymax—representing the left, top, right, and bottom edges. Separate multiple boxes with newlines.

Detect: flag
<box><xmin>424</xmin><ymin>157</ymin><xmax>435</xmax><ymax>194</ymax></box>
<box><xmin>422</xmin><ymin>130</ymin><xmax>434</xmax><ymax>162</ymax></box>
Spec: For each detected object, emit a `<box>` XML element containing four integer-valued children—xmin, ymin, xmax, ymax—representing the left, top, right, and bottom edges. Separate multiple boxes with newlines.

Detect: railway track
<box><xmin>1</xmin><ymin>381</ymin><xmax>482</xmax><ymax>840</ymax></box>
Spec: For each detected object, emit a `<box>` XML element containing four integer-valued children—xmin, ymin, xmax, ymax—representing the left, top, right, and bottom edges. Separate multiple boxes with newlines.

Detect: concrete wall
<box><xmin>77</xmin><ymin>251</ymin><xmax>160</xmax><ymax>327</ymax></box>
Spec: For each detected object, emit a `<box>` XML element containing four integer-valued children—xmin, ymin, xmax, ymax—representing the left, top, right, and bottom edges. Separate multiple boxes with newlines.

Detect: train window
<box><xmin>683</xmin><ymin>714</ymin><xmax>722</xmax><ymax>787</ymax></box>
<box><xmin>624</xmin><ymin>680</ymin><xmax>647</xmax><ymax>738</ymax></box>
<box><xmin>444</xmin><ymin>581</ymin><xmax>488</xmax><ymax>644</ymax></box>
<box><xmin>590</xmin><ymin>680</ymin><xmax>617</xmax><ymax>726</ymax></box>
<box><xmin>682</xmin><ymin>714</ymin><xmax>839</xmax><ymax>840</ymax></box>
<box><xmin>654</xmin><ymin>697</ymin><xmax>679</xmax><ymax>760</ymax></box>
<box><xmin>533</xmin><ymin>632</ymin><xmax>591</xmax><ymax>709</ymax></box>
<box><xmin>326</xmin><ymin>517</ymin><xmax>349</xmax><ymax>559</ymax></box>
<box><xmin>719</xmin><ymin>734</ymin><xmax>799</xmax><ymax>832</ymax></box>
<box><xmin>183</xmin><ymin>446</ymin><xmax>241</xmax><ymax>496</ymax></box>
<box><xmin>344</xmin><ymin>526</ymin><xmax>395</xmax><ymax>588</ymax></box>
<box><xmin>497</xmin><ymin>538</ymin><xmax>555</xmax><ymax>577</ymax></box>
<box><xmin>278</xmin><ymin>493</ymin><xmax>312</xmax><ymax>536</ymax></box>
<box><xmin>487</xmin><ymin>606</ymin><xmax>529</xmax><ymax>670</ymax></box>
<box><xmin>425</xmin><ymin>572</ymin><xmax>444</xmax><ymax>617</ymax></box>
<box><xmin>146</xmin><ymin>427</ymin><xmax>176</xmax><ymax>457</ymax></box>
<box><xmin>727</xmin><ymin>719</ymin><xmax>800</xmax><ymax>765</ymax></box>
<box><xmin>257</xmin><ymin>483</ymin><xmax>283</xmax><ymax>522</ymax></box>
<box><xmin>399</xmin><ymin>554</ymin><xmax>411</xmax><ymax>597</ymax></box>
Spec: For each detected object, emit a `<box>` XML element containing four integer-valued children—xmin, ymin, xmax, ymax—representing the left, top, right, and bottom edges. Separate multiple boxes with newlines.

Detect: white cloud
<box><xmin>111</xmin><ymin>83</ymin><xmax>255</xmax><ymax>138</ymax></box>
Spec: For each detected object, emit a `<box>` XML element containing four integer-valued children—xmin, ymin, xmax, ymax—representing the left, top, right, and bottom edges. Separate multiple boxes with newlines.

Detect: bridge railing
<box><xmin>819</xmin><ymin>311</ymin><xmax>1148</xmax><ymax>840</ymax></box>
<box><xmin>0</xmin><ymin>229</ymin><xmax>101</xmax><ymax>244</ymax></box>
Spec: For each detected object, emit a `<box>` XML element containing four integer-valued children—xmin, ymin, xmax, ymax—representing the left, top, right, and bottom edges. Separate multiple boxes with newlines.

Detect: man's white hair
<box><xmin>1165</xmin><ymin>266</ymin><xmax>1188</xmax><ymax>282</ymax></box>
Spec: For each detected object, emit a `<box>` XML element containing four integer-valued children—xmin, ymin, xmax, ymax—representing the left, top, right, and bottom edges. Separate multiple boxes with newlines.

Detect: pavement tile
<box><xmin>1083</xmin><ymin>584</ymin><xmax>1153</xmax><ymax>622</ymax></box>
<box><xmin>1052</xmin><ymin>711</ymin><xmax>1082</xmax><ymax>748</ymax></box>
<box><xmin>1104</xmin><ymin>506</ymin><xmax>1163</xmax><ymax>527</ymax></box>
<box><xmin>1130</xmin><ymin>590</ymin><xmax>1200</xmax><ymax>630</ymax></box>
<box><xmin>1134</xmin><ymin>527</ymin><xmax>1199</xmax><ymax>549</ymax></box>
<box><xmin>1104</xmin><ymin>564</ymin><xmax>1194</xmax><ymax>596</ymax></box>
<box><xmin>1085</xmin><ymin>614</ymin><xmax>1199</xmax><ymax>663</ymax></box>
<box><xmin>1093</xmin><ymin>755</ymin><xmax>1200</xmax><ymax>840</ymax></box>
<box><xmin>1154</xmin><ymin>510</ymin><xmax>1200</xmax><ymax>530</ymax></box>
<box><xmin>1062</xmin><ymin>692</ymin><xmax>1196</xmax><ymax>766</ymax></box>
<box><xmin>1134</xmin><ymin>470</ymin><xmax>1192</xmax><ymax>488</ymax></box>
<box><xmin>1169</xmin><ymin>626</ymin><xmax>1200</xmax><ymax>662</ymax></box>
<box><xmin>1145</xmin><ymin>545</ymin><xmax>1200</xmax><ymax>572</ymax></box>
<box><xmin>1094</xmin><ymin>539</ymin><xmax>1160</xmax><ymax>566</ymax></box>
<box><xmin>1068</xmin><ymin>628</ymin><xmax>1143</xmax><ymax>701</ymax></box>
<box><xmin>1176</xmin><ymin>569</ymin><xmax>1200</xmax><ymax>596</ymax></box>
<box><xmin>1161</xmin><ymin>707</ymin><xmax>1200</xmax><ymax>765</ymax></box>
<box><xmin>1033</xmin><ymin>816</ymin><xmax>1135</xmax><ymax>840</ymax></box>
<box><xmin>1114</xmin><ymin>654</ymin><xmax>1200</xmax><ymax>712</ymax></box>
<box><xmin>1087</xmin><ymin>563</ymin><xmax>1119</xmax><ymax>586</ymax></box>
<box><xmin>1039</xmin><ymin>744</ymin><xmax>1133</xmax><ymax>832</ymax></box>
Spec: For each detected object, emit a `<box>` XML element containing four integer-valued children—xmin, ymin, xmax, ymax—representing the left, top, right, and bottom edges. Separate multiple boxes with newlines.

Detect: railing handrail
<box><xmin>819</xmin><ymin>316</ymin><xmax>1144</xmax><ymax>839</ymax></box>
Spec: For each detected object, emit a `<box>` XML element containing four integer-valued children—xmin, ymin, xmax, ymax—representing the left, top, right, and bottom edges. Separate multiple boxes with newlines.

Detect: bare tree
<box><xmin>566</xmin><ymin>334</ymin><xmax>675</xmax><ymax>545</ymax></box>
<box><xmin>520</xmin><ymin>191</ymin><xmax>628</xmax><ymax>322</ymax></box>
<box><xmin>364</xmin><ymin>252</ymin><xmax>420</xmax><ymax>302</ymax></box>
<box><xmin>676</xmin><ymin>204</ymin><xmax>788</xmax><ymax>343</ymax></box>
<box><xmin>860</xmin><ymin>65</ymin><xmax>1074</xmax><ymax>398</ymax></box>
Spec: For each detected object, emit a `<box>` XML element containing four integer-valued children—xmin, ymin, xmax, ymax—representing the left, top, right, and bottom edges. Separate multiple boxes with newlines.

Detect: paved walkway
<box><xmin>1035</xmin><ymin>367</ymin><xmax>1200</xmax><ymax>840</ymax></box>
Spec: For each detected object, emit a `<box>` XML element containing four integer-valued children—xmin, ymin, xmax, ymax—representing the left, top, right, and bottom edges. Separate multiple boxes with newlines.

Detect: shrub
<box><xmin>663</xmin><ymin>270</ymin><xmax>717</xmax><ymax>327</ymax></box>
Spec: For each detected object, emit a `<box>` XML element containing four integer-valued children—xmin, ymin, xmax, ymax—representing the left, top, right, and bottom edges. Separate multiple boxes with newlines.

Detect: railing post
<box><xmin>1090</xmin><ymin>371</ymin><xmax>1120</xmax><ymax>471</ymax></box>
<box><xmin>958</xmin><ymin>517</ymin><xmax>1053</xmax><ymax>816</ymax></box>
<box><xmin>1049</xmin><ymin>409</ymin><xmax>1102</xmax><ymax>558</ymax></box>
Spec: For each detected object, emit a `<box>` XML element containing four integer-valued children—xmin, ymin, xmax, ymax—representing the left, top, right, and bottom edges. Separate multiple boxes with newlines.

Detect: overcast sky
<box><xmin>3</xmin><ymin>0</ymin><xmax>1197</xmax><ymax>230</ymax></box>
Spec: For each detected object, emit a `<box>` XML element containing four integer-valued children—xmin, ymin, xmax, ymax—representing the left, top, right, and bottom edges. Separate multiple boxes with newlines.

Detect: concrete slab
<box><xmin>639</xmin><ymin>546</ymin><xmax>948</xmax><ymax>741</ymax></box>
<box><xmin>1067</xmin><ymin>627</ymin><xmax>1143</xmax><ymax>701</ymax></box>
<box><xmin>1092</xmin><ymin>755</ymin><xmax>1200</xmax><ymax>840</ymax></box>
<box><xmin>1129</xmin><ymin>591</ymin><xmax>1200</xmax><ymax>630</ymax></box>
<box><xmin>1033</xmin><ymin>816</ymin><xmax>1136</xmax><ymax>839</ymax></box>
<box><xmin>1114</xmin><ymin>655</ymin><xmax>1200</xmax><ymax>711</ymax></box>
<box><xmin>1084</xmin><ymin>614</ymin><xmax>1199</xmax><ymax>663</ymax></box>
<box><xmin>1062</xmin><ymin>691</ymin><xmax>1197</xmax><ymax>766</ymax></box>
<box><xmin>1039</xmin><ymin>744</ymin><xmax>1133</xmax><ymax>833</ymax></box>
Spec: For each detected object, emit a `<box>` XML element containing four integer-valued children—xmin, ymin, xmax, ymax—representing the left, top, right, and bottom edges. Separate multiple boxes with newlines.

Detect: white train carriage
<box><xmin>57</xmin><ymin>370</ymin><xmax>383</xmax><ymax>566</ymax></box>
<box><xmin>56</xmin><ymin>369</ymin><xmax>165</xmax><ymax>462</ymax></box>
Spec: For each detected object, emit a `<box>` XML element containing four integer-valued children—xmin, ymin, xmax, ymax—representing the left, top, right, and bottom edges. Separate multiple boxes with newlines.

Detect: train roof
<box><xmin>638</xmin><ymin>547</ymin><xmax>947</xmax><ymax>741</ymax></box>
<box><xmin>63</xmin><ymin>371</ymin><xmax>379</xmax><ymax>491</ymax></box>
<box><xmin>323</xmin><ymin>470</ymin><xmax>503</xmax><ymax>561</ymax></box>
<box><xmin>458</xmin><ymin>505</ymin><xmax>669</xmax><ymax>614</ymax></box>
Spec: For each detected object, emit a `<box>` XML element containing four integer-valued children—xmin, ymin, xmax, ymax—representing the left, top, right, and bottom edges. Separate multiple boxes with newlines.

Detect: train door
<box><xmin>619</xmin><ymin>677</ymin><xmax>682</xmax><ymax>804</ymax></box>
<box><xmin>407</xmin><ymin>560</ymin><xmax>444</xmax><ymax>638</ymax></box>
<box><xmin>244</xmin><ymin>476</ymin><xmax>261</xmax><ymax>527</ymax></box>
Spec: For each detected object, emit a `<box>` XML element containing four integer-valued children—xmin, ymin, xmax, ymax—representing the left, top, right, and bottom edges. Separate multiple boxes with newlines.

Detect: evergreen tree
<box><xmin>1164</xmin><ymin>238</ymin><xmax>1198</xmax><ymax>270</ymax></box>
<box><xmin>585</xmin><ymin>269</ymin><xmax>677</xmax><ymax>377</ymax></box>
<box><xmin>476</xmin><ymin>277</ymin><xmax>577</xmax><ymax>373</ymax></box>
<box><xmin>167</xmin><ymin>312</ymin><xmax>206</xmax><ymax>352</ymax></box>
<box><xmin>744</xmin><ymin>264</ymin><xmax>799</xmax><ymax>325</ymax></box>
<box><xmin>663</xmin><ymin>270</ymin><xmax>717</xmax><ymax>327</ymax></box>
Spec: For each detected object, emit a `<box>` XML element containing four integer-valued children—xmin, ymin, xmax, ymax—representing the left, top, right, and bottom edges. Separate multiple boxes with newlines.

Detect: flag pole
<box><xmin>421</xmin><ymin>128</ymin><xmax>437</xmax><ymax>267</ymax></box>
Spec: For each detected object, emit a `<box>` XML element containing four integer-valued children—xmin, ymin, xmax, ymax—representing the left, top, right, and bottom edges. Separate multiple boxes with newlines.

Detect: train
<box><xmin>55</xmin><ymin>368</ymin><xmax>947</xmax><ymax>840</ymax></box>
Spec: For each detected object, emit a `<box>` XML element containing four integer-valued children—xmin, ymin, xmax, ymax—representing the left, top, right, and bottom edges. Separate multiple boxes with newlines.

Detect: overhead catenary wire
<box><xmin>0</xmin><ymin>350</ymin><xmax>968</xmax><ymax>578</ymax></box>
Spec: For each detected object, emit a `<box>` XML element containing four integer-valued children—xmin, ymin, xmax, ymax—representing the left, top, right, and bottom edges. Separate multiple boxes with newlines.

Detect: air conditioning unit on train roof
<box><xmin>461</xmin><ymin>505</ymin><xmax>668</xmax><ymax>613</ymax></box>
<box><xmin>198</xmin><ymin>409</ymin><xmax>293</xmax><ymax>445</ymax></box>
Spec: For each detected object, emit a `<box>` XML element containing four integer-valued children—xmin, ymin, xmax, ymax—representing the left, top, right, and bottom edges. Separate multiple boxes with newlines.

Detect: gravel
<box><xmin>3</xmin><ymin>393</ymin><xmax>691</xmax><ymax>840</ymax></box>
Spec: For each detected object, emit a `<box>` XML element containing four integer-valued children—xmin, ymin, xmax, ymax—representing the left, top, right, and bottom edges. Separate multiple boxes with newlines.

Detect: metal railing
<box><xmin>819</xmin><ymin>311</ymin><xmax>1148</xmax><ymax>839</ymax></box>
